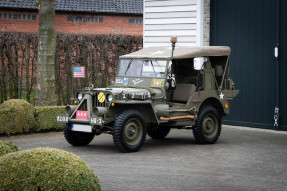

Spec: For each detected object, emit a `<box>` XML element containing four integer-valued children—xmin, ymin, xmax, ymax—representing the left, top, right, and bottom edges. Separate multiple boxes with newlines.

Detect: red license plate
<box><xmin>76</xmin><ymin>110</ymin><xmax>88</xmax><ymax>120</ymax></box>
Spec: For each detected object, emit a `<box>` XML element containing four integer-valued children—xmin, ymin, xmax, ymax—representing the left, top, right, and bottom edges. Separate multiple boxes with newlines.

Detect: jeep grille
<box><xmin>93</xmin><ymin>92</ymin><xmax>109</xmax><ymax>107</ymax></box>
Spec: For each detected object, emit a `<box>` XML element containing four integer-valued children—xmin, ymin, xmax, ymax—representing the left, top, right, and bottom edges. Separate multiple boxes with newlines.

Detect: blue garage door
<box><xmin>210</xmin><ymin>0</ymin><xmax>286</xmax><ymax>130</ymax></box>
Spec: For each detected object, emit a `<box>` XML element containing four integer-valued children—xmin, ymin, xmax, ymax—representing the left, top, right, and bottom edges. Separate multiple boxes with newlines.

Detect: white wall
<box><xmin>144</xmin><ymin>0</ymin><xmax>207</xmax><ymax>47</ymax></box>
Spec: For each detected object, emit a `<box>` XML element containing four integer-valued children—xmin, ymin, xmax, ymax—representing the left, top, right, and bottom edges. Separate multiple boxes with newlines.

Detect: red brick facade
<box><xmin>0</xmin><ymin>10</ymin><xmax>143</xmax><ymax>35</ymax></box>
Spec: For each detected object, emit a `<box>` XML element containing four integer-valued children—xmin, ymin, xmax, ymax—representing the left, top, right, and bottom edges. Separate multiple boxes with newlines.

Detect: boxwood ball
<box><xmin>0</xmin><ymin>99</ymin><xmax>35</xmax><ymax>135</ymax></box>
<box><xmin>0</xmin><ymin>147</ymin><xmax>101</xmax><ymax>191</ymax></box>
<box><xmin>0</xmin><ymin>140</ymin><xmax>20</xmax><ymax>157</ymax></box>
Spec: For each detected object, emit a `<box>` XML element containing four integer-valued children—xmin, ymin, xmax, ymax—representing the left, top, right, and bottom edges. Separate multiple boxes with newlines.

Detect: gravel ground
<box><xmin>1</xmin><ymin>125</ymin><xmax>287</xmax><ymax>191</ymax></box>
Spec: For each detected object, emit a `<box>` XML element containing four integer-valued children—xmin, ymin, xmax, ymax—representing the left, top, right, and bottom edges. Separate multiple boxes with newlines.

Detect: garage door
<box><xmin>210</xmin><ymin>0</ymin><xmax>286</xmax><ymax>130</ymax></box>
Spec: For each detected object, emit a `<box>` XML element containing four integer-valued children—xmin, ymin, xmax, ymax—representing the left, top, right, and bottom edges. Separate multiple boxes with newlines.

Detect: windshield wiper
<box><xmin>125</xmin><ymin>59</ymin><xmax>133</xmax><ymax>75</ymax></box>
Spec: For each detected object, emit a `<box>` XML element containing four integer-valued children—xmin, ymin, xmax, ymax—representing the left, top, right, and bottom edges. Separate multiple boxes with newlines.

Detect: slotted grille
<box><xmin>72</xmin><ymin>100</ymin><xmax>87</xmax><ymax>119</ymax></box>
<box><xmin>93</xmin><ymin>92</ymin><xmax>108</xmax><ymax>107</ymax></box>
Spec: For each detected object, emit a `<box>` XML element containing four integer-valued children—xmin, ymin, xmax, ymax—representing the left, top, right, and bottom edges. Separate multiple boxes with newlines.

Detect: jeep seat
<box><xmin>172</xmin><ymin>84</ymin><xmax>197</xmax><ymax>102</ymax></box>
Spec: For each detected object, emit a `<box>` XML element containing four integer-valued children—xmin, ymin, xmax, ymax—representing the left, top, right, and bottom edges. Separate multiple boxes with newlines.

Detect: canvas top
<box><xmin>120</xmin><ymin>46</ymin><xmax>231</xmax><ymax>60</ymax></box>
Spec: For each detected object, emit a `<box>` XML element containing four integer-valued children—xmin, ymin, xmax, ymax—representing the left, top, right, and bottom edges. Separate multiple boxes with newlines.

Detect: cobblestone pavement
<box><xmin>1</xmin><ymin>125</ymin><xmax>287</xmax><ymax>191</ymax></box>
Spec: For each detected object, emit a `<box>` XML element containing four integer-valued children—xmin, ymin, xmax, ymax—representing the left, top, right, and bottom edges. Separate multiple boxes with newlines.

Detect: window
<box><xmin>0</xmin><ymin>13</ymin><xmax>36</xmax><ymax>20</ymax></box>
<box><xmin>129</xmin><ymin>19</ymin><xmax>143</xmax><ymax>24</ymax></box>
<box><xmin>67</xmin><ymin>16</ymin><xmax>103</xmax><ymax>23</ymax></box>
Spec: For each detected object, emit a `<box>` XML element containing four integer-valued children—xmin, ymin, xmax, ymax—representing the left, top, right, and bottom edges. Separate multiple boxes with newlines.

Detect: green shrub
<box><xmin>0</xmin><ymin>99</ymin><xmax>35</xmax><ymax>135</ymax></box>
<box><xmin>34</xmin><ymin>106</ymin><xmax>65</xmax><ymax>132</ymax></box>
<box><xmin>0</xmin><ymin>147</ymin><xmax>101</xmax><ymax>191</ymax></box>
<box><xmin>0</xmin><ymin>140</ymin><xmax>20</xmax><ymax>157</ymax></box>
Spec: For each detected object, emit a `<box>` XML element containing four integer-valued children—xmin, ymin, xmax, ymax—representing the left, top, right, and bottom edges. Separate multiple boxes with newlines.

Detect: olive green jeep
<box><xmin>57</xmin><ymin>37</ymin><xmax>239</xmax><ymax>152</ymax></box>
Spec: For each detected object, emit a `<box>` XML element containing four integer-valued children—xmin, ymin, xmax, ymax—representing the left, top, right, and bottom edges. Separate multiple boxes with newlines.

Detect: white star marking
<box><xmin>219</xmin><ymin>92</ymin><xmax>224</xmax><ymax>100</ymax></box>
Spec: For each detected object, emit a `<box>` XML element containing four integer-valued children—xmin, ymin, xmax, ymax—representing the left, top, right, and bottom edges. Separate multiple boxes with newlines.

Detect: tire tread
<box><xmin>193</xmin><ymin>106</ymin><xmax>222</xmax><ymax>144</ymax></box>
<box><xmin>63</xmin><ymin>124</ymin><xmax>94</xmax><ymax>146</ymax></box>
<box><xmin>113</xmin><ymin>110</ymin><xmax>146</xmax><ymax>152</ymax></box>
<box><xmin>147</xmin><ymin>126</ymin><xmax>171</xmax><ymax>139</ymax></box>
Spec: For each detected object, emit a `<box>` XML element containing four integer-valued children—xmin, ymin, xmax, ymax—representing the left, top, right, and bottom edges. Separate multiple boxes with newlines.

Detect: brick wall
<box><xmin>203</xmin><ymin>0</ymin><xmax>210</xmax><ymax>46</ymax></box>
<box><xmin>0</xmin><ymin>10</ymin><xmax>143</xmax><ymax>35</ymax></box>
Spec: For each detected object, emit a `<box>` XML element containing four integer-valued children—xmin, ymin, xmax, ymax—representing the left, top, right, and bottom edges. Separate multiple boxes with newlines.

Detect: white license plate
<box><xmin>71</xmin><ymin>124</ymin><xmax>92</xmax><ymax>133</ymax></box>
<box><xmin>90</xmin><ymin>117</ymin><xmax>103</xmax><ymax>125</ymax></box>
<box><xmin>57</xmin><ymin>116</ymin><xmax>68</xmax><ymax>123</ymax></box>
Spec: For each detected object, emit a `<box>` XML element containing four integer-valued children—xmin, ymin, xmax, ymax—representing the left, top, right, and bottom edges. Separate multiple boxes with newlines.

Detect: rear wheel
<box><xmin>147</xmin><ymin>126</ymin><xmax>171</xmax><ymax>139</ymax></box>
<box><xmin>193</xmin><ymin>106</ymin><xmax>222</xmax><ymax>144</ymax></box>
<box><xmin>63</xmin><ymin>124</ymin><xmax>95</xmax><ymax>146</ymax></box>
<box><xmin>113</xmin><ymin>110</ymin><xmax>146</xmax><ymax>152</ymax></box>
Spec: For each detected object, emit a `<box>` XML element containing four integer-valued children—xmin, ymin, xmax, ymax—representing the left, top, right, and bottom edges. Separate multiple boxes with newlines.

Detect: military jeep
<box><xmin>57</xmin><ymin>37</ymin><xmax>239</xmax><ymax>152</ymax></box>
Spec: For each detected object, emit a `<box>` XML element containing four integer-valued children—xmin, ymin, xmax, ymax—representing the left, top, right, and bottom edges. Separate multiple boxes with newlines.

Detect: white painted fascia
<box><xmin>196</xmin><ymin>0</ymin><xmax>204</xmax><ymax>46</ymax></box>
<box><xmin>143</xmin><ymin>0</ymin><xmax>146</xmax><ymax>48</ymax></box>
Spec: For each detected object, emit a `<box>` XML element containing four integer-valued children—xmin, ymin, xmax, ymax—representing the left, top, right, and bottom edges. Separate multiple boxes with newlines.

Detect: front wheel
<box><xmin>193</xmin><ymin>106</ymin><xmax>222</xmax><ymax>144</ymax></box>
<box><xmin>63</xmin><ymin>124</ymin><xmax>95</xmax><ymax>146</ymax></box>
<box><xmin>113</xmin><ymin>110</ymin><xmax>146</xmax><ymax>152</ymax></box>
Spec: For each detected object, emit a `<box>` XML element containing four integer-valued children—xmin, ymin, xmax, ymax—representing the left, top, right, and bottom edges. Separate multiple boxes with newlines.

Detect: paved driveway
<box><xmin>1</xmin><ymin>125</ymin><xmax>287</xmax><ymax>191</ymax></box>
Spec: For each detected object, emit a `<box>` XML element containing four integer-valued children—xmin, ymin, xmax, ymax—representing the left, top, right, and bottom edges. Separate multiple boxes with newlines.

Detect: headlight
<box><xmin>77</xmin><ymin>92</ymin><xmax>83</xmax><ymax>101</ymax></box>
<box><xmin>107</xmin><ymin>94</ymin><xmax>113</xmax><ymax>102</ymax></box>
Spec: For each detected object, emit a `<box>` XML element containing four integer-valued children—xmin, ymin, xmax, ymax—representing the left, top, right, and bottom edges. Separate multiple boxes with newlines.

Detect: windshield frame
<box><xmin>117</xmin><ymin>58</ymin><xmax>169</xmax><ymax>78</ymax></box>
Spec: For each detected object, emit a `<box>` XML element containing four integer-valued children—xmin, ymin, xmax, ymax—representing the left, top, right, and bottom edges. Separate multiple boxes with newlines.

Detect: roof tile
<box><xmin>0</xmin><ymin>0</ymin><xmax>143</xmax><ymax>15</ymax></box>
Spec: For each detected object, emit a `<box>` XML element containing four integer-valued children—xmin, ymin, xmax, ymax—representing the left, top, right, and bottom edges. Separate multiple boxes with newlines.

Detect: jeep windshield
<box><xmin>117</xmin><ymin>59</ymin><xmax>167</xmax><ymax>78</ymax></box>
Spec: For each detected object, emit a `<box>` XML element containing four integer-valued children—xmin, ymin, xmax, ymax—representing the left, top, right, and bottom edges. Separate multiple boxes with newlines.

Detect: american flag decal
<box><xmin>73</xmin><ymin>66</ymin><xmax>85</xmax><ymax>78</ymax></box>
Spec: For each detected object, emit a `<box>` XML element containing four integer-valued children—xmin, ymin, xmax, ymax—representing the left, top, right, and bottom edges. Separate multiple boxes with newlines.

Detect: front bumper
<box><xmin>57</xmin><ymin>115</ymin><xmax>104</xmax><ymax>126</ymax></box>
<box><xmin>57</xmin><ymin>93</ymin><xmax>108</xmax><ymax>129</ymax></box>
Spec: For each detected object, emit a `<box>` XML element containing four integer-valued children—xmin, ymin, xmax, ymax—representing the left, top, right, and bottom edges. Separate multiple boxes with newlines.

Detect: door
<box><xmin>210</xmin><ymin>0</ymin><xmax>285</xmax><ymax>130</ymax></box>
<box><xmin>280</xmin><ymin>0</ymin><xmax>287</xmax><ymax>130</ymax></box>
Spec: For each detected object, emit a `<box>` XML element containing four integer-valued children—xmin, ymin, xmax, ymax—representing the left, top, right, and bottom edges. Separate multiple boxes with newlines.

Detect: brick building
<box><xmin>0</xmin><ymin>0</ymin><xmax>143</xmax><ymax>35</ymax></box>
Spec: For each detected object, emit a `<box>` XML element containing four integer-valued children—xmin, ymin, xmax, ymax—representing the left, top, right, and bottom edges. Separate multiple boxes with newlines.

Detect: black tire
<box><xmin>147</xmin><ymin>126</ymin><xmax>171</xmax><ymax>139</ymax></box>
<box><xmin>193</xmin><ymin>106</ymin><xmax>222</xmax><ymax>144</ymax></box>
<box><xmin>63</xmin><ymin>124</ymin><xmax>95</xmax><ymax>146</ymax></box>
<box><xmin>113</xmin><ymin>110</ymin><xmax>146</xmax><ymax>152</ymax></box>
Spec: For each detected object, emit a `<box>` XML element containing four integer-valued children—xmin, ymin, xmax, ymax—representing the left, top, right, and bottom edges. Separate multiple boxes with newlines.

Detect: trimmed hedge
<box><xmin>0</xmin><ymin>32</ymin><xmax>143</xmax><ymax>105</ymax></box>
<box><xmin>0</xmin><ymin>147</ymin><xmax>101</xmax><ymax>191</ymax></box>
<box><xmin>34</xmin><ymin>106</ymin><xmax>65</xmax><ymax>132</ymax></box>
<box><xmin>0</xmin><ymin>99</ymin><xmax>35</xmax><ymax>135</ymax></box>
<box><xmin>0</xmin><ymin>140</ymin><xmax>20</xmax><ymax>157</ymax></box>
<box><xmin>0</xmin><ymin>99</ymin><xmax>66</xmax><ymax>135</ymax></box>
